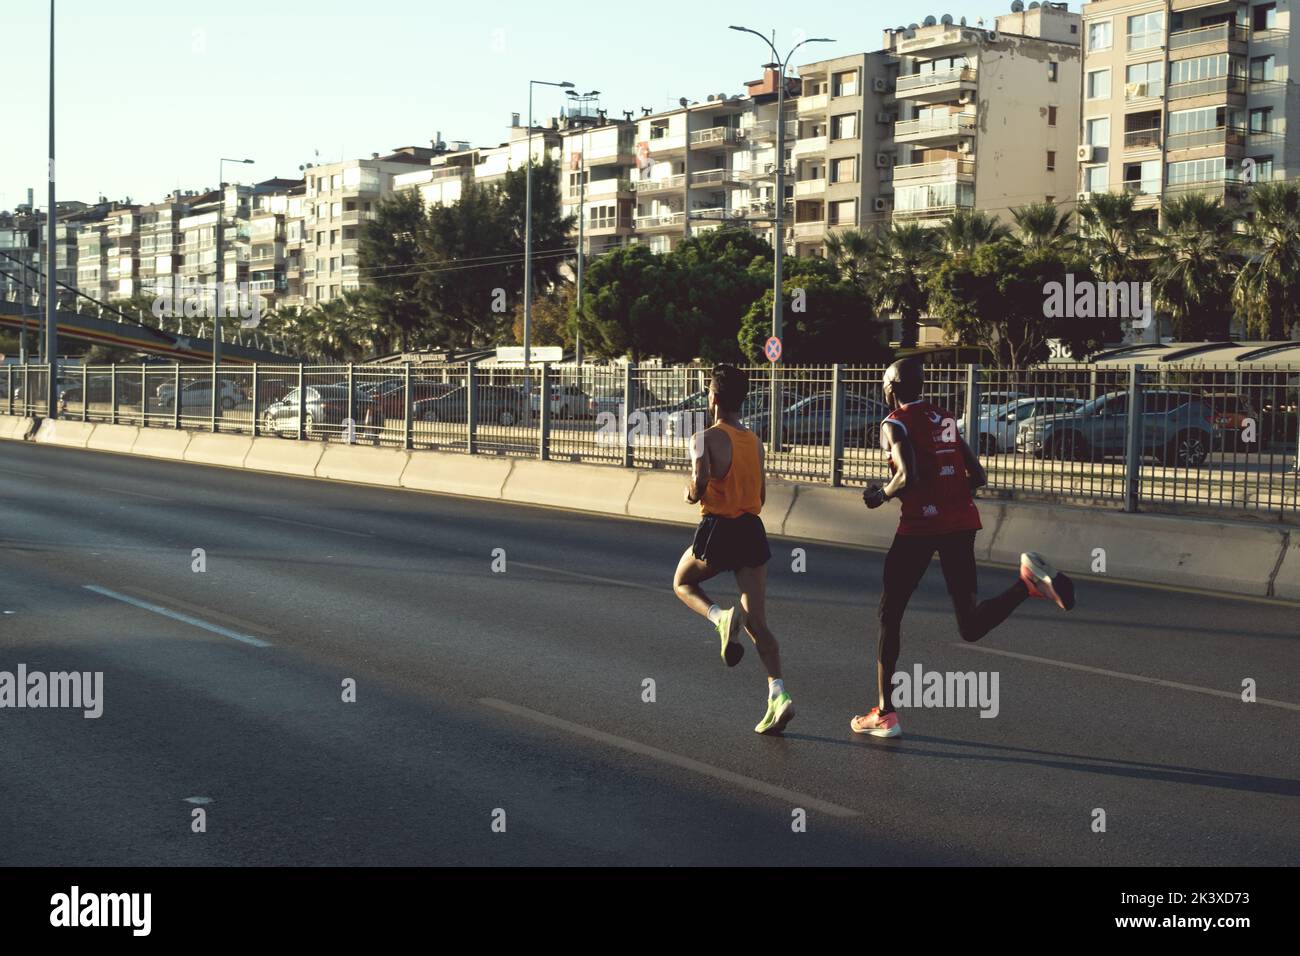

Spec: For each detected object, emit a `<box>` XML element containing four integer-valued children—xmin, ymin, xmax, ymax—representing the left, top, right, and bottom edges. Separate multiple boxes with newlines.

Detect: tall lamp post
<box><xmin>565</xmin><ymin>88</ymin><xmax>600</xmax><ymax>369</ymax></box>
<box><xmin>214</xmin><ymin>157</ymin><xmax>254</xmax><ymax>367</ymax></box>
<box><xmin>524</xmin><ymin>78</ymin><xmax>573</xmax><ymax>404</ymax></box>
<box><xmin>45</xmin><ymin>0</ymin><xmax>57</xmax><ymax>417</ymax></box>
<box><xmin>729</xmin><ymin>27</ymin><xmax>833</xmax><ymax>448</ymax></box>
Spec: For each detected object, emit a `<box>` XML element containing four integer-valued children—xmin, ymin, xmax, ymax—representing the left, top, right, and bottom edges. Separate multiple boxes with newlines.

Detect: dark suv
<box><xmin>1017</xmin><ymin>389</ymin><xmax>1218</xmax><ymax>467</ymax></box>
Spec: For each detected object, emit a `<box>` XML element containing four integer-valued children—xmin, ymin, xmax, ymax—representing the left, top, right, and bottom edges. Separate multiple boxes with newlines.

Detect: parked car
<box><xmin>366</xmin><ymin>380</ymin><xmax>457</xmax><ymax>421</ymax></box>
<box><xmin>1203</xmin><ymin>392</ymin><xmax>1258</xmax><ymax>450</ymax></box>
<box><xmin>742</xmin><ymin>391</ymin><xmax>890</xmax><ymax>448</ymax></box>
<box><xmin>1017</xmin><ymin>389</ymin><xmax>1218</xmax><ymax>467</ymax></box>
<box><xmin>960</xmin><ymin>396</ymin><xmax>1086</xmax><ymax>454</ymax></box>
<box><xmin>415</xmin><ymin>384</ymin><xmax>528</xmax><ymax>426</ymax></box>
<box><xmin>979</xmin><ymin>390</ymin><xmax>1027</xmax><ymax>407</ymax></box>
<box><xmin>261</xmin><ymin>385</ymin><xmax>373</xmax><ymax>437</ymax></box>
<box><xmin>158</xmin><ymin>378</ymin><xmax>246</xmax><ymax>410</ymax></box>
<box><xmin>529</xmin><ymin>384</ymin><xmax>591</xmax><ymax>418</ymax></box>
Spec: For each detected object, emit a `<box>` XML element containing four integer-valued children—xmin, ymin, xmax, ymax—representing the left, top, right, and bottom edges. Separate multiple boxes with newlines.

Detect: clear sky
<box><xmin>1</xmin><ymin>0</ymin><xmax>1054</xmax><ymax>210</ymax></box>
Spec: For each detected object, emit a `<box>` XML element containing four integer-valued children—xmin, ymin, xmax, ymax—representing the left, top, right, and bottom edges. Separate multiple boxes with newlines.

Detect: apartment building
<box><xmin>630</xmin><ymin>96</ymin><xmax>750</xmax><ymax>252</ymax></box>
<box><xmin>787</xmin><ymin>54</ymin><xmax>898</xmax><ymax>255</ymax></box>
<box><xmin>138</xmin><ymin>194</ymin><xmax>193</xmax><ymax>302</ymax></box>
<box><xmin>1080</xmin><ymin>0</ymin><xmax>1291</xmax><ymax>219</ymax></box>
<box><xmin>884</xmin><ymin>2</ymin><xmax>1082</xmax><ymax>228</ymax></box>
<box><xmin>300</xmin><ymin>148</ymin><xmax>434</xmax><ymax>305</ymax></box>
<box><xmin>246</xmin><ymin>178</ymin><xmax>305</xmax><ymax>313</ymax></box>
<box><xmin>558</xmin><ymin>109</ymin><xmax>637</xmax><ymax>258</ymax></box>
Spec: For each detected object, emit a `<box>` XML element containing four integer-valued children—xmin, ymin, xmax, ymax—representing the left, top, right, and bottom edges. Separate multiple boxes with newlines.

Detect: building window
<box><xmin>1087</xmin><ymin>20</ymin><xmax>1113</xmax><ymax>51</ymax></box>
<box><xmin>832</xmin><ymin>70</ymin><xmax>858</xmax><ymax>97</ymax></box>
<box><xmin>1048</xmin><ymin>61</ymin><xmax>1059</xmax><ymax>82</ymax></box>
<box><xmin>1048</xmin><ymin>105</ymin><xmax>1058</xmax><ymax>127</ymax></box>
<box><xmin>1126</xmin><ymin>61</ymin><xmax>1164</xmax><ymax>99</ymax></box>
<box><xmin>1086</xmin><ymin>116</ymin><xmax>1111</xmax><ymax>146</ymax></box>
<box><xmin>828</xmin><ymin>199</ymin><xmax>857</xmax><ymax>226</ymax></box>
<box><xmin>1249</xmin><ymin>156</ymin><xmax>1274</xmax><ymax>182</ymax></box>
<box><xmin>1249</xmin><ymin>107</ymin><xmax>1273</xmax><ymax>133</ymax></box>
<box><xmin>1250</xmin><ymin>55</ymin><xmax>1276</xmax><ymax>82</ymax></box>
<box><xmin>1086</xmin><ymin>68</ymin><xmax>1111</xmax><ymax>99</ymax></box>
<box><xmin>831</xmin><ymin>113</ymin><xmax>858</xmax><ymax>140</ymax></box>
<box><xmin>1253</xmin><ymin>3</ymin><xmax>1277</xmax><ymax>32</ymax></box>
<box><xmin>1047</xmin><ymin>151</ymin><xmax>1057</xmax><ymax>172</ymax></box>
<box><xmin>1084</xmin><ymin>165</ymin><xmax>1108</xmax><ymax>193</ymax></box>
<box><xmin>831</xmin><ymin>156</ymin><xmax>857</xmax><ymax>183</ymax></box>
<box><xmin>1168</xmin><ymin>156</ymin><xmax>1226</xmax><ymax>185</ymax></box>
<box><xmin>1127</xmin><ymin>11</ymin><xmax>1165</xmax><ymax>51</ymax></box>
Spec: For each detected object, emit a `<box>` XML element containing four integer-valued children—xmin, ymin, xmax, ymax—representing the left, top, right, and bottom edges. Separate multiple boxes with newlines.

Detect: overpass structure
<box><xmin>0</xmin><ymin>249</ymin><xmax>303</xmax><ymax>364</ymax></box>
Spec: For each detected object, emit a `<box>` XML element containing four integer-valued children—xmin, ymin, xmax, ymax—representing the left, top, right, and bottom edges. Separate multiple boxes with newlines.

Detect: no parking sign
<box><xmin>764</xmin><ymin>336</ymin><xmax>782</xmax><ymax>363</ymax></box>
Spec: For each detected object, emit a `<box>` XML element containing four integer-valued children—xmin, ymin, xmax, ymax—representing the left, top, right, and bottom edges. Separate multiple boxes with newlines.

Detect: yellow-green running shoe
<box><xmin>755</xmin><ymin>692</ymin><xmax>795</xmax><ymax>735</ymax></box>
<box><xmin>717</xmin><ymin>606</ymin><xmax>745</xmax><ymax>667</ymax></box>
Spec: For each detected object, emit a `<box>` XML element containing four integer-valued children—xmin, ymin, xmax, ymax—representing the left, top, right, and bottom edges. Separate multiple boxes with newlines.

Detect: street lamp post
<box><xmin>214</xmin><ymin>157</ymin><xmax>254</xmax><ymax>368</ymax></box>
<box><xmin>566</xmin><ymin>89</ymin><xmax>600</xmax><ymax>369</ymax></box>
<box><xmin>45</xmin><ymin>0</ymin><xmax>57</xmax><ymax>418</ymax></box>
<box><xmin>729</xmin><ymin>27</ymin><xmax>833</xmax><ymax>449</ymax></box>
<box><xmin>524</xmin><ymin>79</ymin><xmax>573</xmax><ymax>407</ymax></box>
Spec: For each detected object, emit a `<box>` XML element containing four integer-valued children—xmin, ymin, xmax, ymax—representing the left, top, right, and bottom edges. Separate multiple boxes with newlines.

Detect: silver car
<box><xmin>961</xmin><ymin>396</ymin><xmax>1086</xmax><ymax>454</ymax></box>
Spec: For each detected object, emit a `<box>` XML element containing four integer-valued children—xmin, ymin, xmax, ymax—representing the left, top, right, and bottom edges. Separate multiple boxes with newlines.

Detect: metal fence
<box><xmin>4</xmin><ymin>361</ymin><xmax>1297</xmax><ymax>519</ymax></box>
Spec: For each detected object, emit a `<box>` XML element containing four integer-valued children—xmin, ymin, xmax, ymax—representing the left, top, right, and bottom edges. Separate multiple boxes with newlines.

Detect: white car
<box><xmin>960</xmin><ymin>396</ymin><xmax>1086</xmax><ymax>454</ymax></box>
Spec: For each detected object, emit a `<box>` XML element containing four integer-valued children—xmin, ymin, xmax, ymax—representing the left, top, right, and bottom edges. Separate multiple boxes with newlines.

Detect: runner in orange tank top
<box><xmin>671</xmin><ymin>365</ymin><xmax>794</xmax><ymax>736</ymax></box>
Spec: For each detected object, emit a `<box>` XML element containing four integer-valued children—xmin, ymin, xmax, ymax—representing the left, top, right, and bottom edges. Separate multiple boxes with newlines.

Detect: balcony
<box><xmin>586</xmin><ymin>214</ymin><xmax>634</xmax><ymax>235</ymax></box>
<box><xmin>1123</xmin><ymin>127</ymin><xmax>1162</xmax><ymax>150</ymax></box>
<box><xmin>793</xmin><ymin>178</ymin><xmax>827</xmax><ymax>197</ymax></box>
<box><xmin>634</xmin><ymin>211</ymin><xmax>686</xmax><ymax>232</ymax></box>
<box><xmin>894</xmin><ymin>67</ymin><xmax>978</xmax><ymax>103</ymax></box>
<box><xmin>586</xmin><ymin>148</ymin><xmax>637</xmax><ymax>166</ymax></box>
<box><xmin>645</xmin><ymin>133</ymin><xmax>687</xmax><ymax>155</ymax></box>
<box><xmin>633</xmin><ymin>174</ymin><xmax>686</xmax><ymax>194</ymax></box>
<box><xmin>746</xmin><ymin>119</ymin><xmax>799</xmax><ymax>143</ymax></box>
<box><xmin>249</xmin><ymin>279</ymin><xmax>276</xmax><ymax>293</ymax></box>
<box><xmin>894</xmin><ymin>113</ymin><xmax>977</xmax><ymax>145</ymax></box>
<box><xmin>1165</xmin><ymin>125</ymin><xmax>1246</xmax><ymax>152</ymax></box>
<box><xmin>891</xmin><ymin>158</ymin><xmax>975</xmax><ymax>183</ymax></box>
<box><xmin>1165</xmin><ymin>178</ymin><xmax>1247</xmax><ymax>202</ymax></box>
<box><xmin>689</xmin><ymin>127</ymin><xmax>741</xmax><ymax>149</ymax></box>
<box><xmin>1167</xmin><ymin>74</ymin><xmax>1247</xmax><ymax>103</ymax></box>
<box><xmin>428</xmin><ymin>165</ymin><xmax>472</xmax><ymax>181</ymax></box>
<box><xmin>689</xmin><ymin>168</ymin><xmax>743</xmax><ymax>189</ymax></box>
<box><xmin>1168</xmin><ymin>21</ymin><xmax>1249</xmax><ymax>54</ymax></box>
<box><xmin>797</xmin><ymin>93</ymin><xmax>829</xmax><ymax>114</ymax></box>
<box><xmin>792</xmin><ymin>135</ymin><xmax>828</xmax><ymax>156</ymax></box>
<box><xmin>893</xmin><ymin>201</ymin><xmax>973</xmax><ymax>221</ymax></box>
<box><xmin>581</xmin><ymin>177</ymin><xmax>634</xmax><ymax>199</ymax></box>
<box><xmin>792</xmin><ymin>221</ymin><xmax>824</xmax><ymax>239</ymax></box>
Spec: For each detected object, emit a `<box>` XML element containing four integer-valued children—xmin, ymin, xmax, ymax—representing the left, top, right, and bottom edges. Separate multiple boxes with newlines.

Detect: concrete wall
<box><xmin>1</xmin><ymin>413</ymin><xmax>1294</xmax><ymax>603</ymax></box>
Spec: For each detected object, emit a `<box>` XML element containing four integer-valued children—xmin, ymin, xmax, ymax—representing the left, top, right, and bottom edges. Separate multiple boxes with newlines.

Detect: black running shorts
<box><xmin>691</xmin><ymin>512</ymin><xmax>771</xmax><ymax>572</ymax></box>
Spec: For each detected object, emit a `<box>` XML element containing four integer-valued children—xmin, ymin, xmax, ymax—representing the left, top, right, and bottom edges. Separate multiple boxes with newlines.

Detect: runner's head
<box><xmin>882</xmin><ymin>358</ymin><xmax>924</xmax><ymax>408</ymax></box>
<box><xmin>710</xmin><ymin>364</ymin><xmax>749</xmax><ymax>416</ymax></box>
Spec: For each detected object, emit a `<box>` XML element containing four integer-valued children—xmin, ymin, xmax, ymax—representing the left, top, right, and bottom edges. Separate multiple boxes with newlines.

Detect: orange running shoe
<box><xmin>1020</xmin><ymin>552</ymin><xmax>1076</xmax><ymax>611</ymax></box>
<box><xmin>850</xmin><ymin>707</ymin><xmax>901</xmax><ymax>738</ymax></box>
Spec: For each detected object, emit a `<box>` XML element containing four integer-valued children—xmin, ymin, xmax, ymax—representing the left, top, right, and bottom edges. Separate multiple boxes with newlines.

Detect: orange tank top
<box><xmin>700</xmin><ymin>422</ymin><xmax>762</xmax><ymax>518</ymax></box>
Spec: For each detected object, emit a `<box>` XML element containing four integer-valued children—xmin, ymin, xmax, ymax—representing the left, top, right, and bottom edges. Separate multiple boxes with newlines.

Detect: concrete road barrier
<box><xmin>33</xmin><ymin>418</ymin><xmax>95</xmax><ymax>448</ymax></box>
<box><xmin>625</xmin><ymin>471</ymin><xmax>696</xmax><ymax>526</ymax></box>
<box><xmin>400</xmin><ymin>452</ymin><xmax>514</xmax><ymax>499</ymax></box>
<box><xmin>502</xmin><ymin>459</ymin><xmax>638</xmax><ymax>514</ymax></box>
<box><xmin>1268</xmin><ymin>533</ymin><xmax>1300</xmax><ymax>601</ymax></box>
<box><xmin>316</xmin><ymin>443</ymin><xmax>409</xmax><ymax>487</ymax></box>
<box><xmin>132</xmin><ymin>427</ymin><xmax>193</xmax><ymax>460</ymax></box>
<box><xmin>184</xmin><ymin>432</ymin><xmax>253</xmax><ymax>469</ymax></box>
<box><xmin>782</xmin><ymin>484</ymin><xmax>901</xmax><ymax>550</ymax></box>
<box><xmin>245</xmin><ymin>437</ymin><xmax>325</xmax><ymax>478</ymax></box>
<box><xmin>0</xmin><ymin>415</ymin><xmax>35</xmax><ymax>441</ymax></box>
<box><xmin>87</xmin><ymin>423</ymin><xmax>142</xmax><ymax>454</ymax></box>
<box><xmin>986</xmin><ymin>500</ymin><xmax>1285</xmax><ymax>597</ymax></box>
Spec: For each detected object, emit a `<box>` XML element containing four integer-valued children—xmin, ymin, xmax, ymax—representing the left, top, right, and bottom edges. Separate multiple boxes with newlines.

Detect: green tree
<box><xmin>738</xmin><ymin>272</ymin><xmax>888</xmax><ymax>364</ymax></box>
<box><xmin>578</xmin><ymin>245</ymin><xmax>692</xmax><ymax>362</ymax></box>
<box><xmin>1151</xmin><ymin>193</ymin><xmax>1238</xmax><ymax>340</ymax></box>
<box><xmin>669</xmin><ymin>228</ymin><xmax>770</xmax><ymax>362</ymax></box>
<box><xmin>359</xmin><ymin>189</ymin><xmax>430</xmax><ymax>352</ymax></box>
<box><xmin>1233</xmin><ymin>180</ymin><xmax>1300</xmax><ymax>340</ymax></box>
<box><xmin>511</xmin><ymin>284</ymin><xmax>574</xmax><ymax>349</ymax></box>
<box><xmin>937</xmin><ymin>209</ymin><xmax>1010</xmax><ymax>258</ymax></box>
<box><xmin>822</xmin><ymin>228</ymin><xmax>878</xmax><ymax>293</ymax></box>
<box><xmin>867</xmin><ymin>223</ymin><xmax>938</xmax><ymax>349</ymax></box>
<box><xmin>1009</xmin><ymin>201</ymin><xmax>1074</xmax><ymax>253</ymax></box>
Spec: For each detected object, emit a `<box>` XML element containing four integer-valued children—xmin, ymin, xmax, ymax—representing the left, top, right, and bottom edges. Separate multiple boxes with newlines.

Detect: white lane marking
<box><xmin>954</xmin><ymin>644</ymin><xmax>1300</xmax><ymax>712</ymax></box>
<box><xmin>509</xmin><ymin>560</ymin><xmax>662</xmax><ymax>594</ymax></box>
<box><xmin>109</xmin><ymin>488</ymin><xmax>174</xmax><ymax>501</ymax></box>
<box><xmin>258</xmin><ymin>514</ymin><xmax>374</xmax><ymax>538</ymax></box>
<box><xmin>117</xmin><ymin>585</ymin><xmax>278</xmax><ymax>637</ymax></box>
<box><xmin>183</xmin><ymin>796</ymin><xmax>213</xmax><ymax>805</ymax></box>
<box><xmin>82</xmin><ymin>585</ymin><xmax>272</xmax><ymax>648</ymax></box>
<box><xmin>480</xmin><ymin>697</ymin><xmax>859</xmax><ymax>819</ymax></box>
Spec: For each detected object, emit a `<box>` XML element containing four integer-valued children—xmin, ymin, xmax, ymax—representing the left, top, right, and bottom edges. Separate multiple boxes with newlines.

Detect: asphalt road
<box><xmin>0</xmin><ymin>440</ymin><xmax>1296</xmax><ymax>866</ymax></box>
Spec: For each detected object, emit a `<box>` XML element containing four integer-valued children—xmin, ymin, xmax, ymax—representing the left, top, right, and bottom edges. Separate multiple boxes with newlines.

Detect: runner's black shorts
<box><xmin>691</xmin><ymin>512</ymin><xmax>771</xmax><ymax>572</ymax></box>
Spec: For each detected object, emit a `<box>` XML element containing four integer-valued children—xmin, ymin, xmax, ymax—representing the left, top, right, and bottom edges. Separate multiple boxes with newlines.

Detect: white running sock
<box><xmin>707</xmin><ymin>604</ymin><xmax>724</xmax><ymax>624</ymax></box>
<box><xmin>769</xmin><ymin>678</ymin><xmax>785</xmax><ymax>700</ymax></box>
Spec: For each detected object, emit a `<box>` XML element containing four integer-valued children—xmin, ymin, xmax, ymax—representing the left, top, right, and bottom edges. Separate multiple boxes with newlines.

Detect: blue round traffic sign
<box><xmin>764</xmin><ymin>336</ymin><xmax>782</xmax><ymax>363</ymax></box>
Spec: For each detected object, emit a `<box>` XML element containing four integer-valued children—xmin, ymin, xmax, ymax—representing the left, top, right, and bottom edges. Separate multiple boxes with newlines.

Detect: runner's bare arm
<box><xmin>865</xmin><ymin>421</ymin><xmax>915</xmax><ymax>508</ymax></box>
<box><xmin>958</xmin><ymin>436</ymin><xmax>988</xmax><ymax>490</ymax></box>
<box><xmin>758</xmin><ymin>439</ymin><xmax>766</xmax><ymax>506</ymax></box>
<box><xmin>685</xmin><ymin>428</ymin><xmax>712</xmax><ymax>504</ymax></box>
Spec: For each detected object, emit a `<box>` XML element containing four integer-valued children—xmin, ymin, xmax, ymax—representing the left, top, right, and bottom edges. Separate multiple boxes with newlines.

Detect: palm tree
<box><xmin>822</xmin><ymin>228</ymin><xmax>877</xmax><ymax>293</ymax></box>
<box><xmin>1009</xmin><ymin>201</ymin><xmax>1073</xmax><ymax>253</ymax></box>
<box><xmin>1150</xmin><ymin>194</ymin><xmax>1239</xmax><ymax>341</ymax></box>
<box><xmin>867</xmin><ymin>222</ymin><xmax>939</xmax><ymax>349</ymax></box>
<box><xmin>1233</xmin><ymin>180</ymin><xmax>1300</xmax><ymax>340</ymax></box>
<box><xmin>937</xmin><ymin>209</ymin><xmax>1010</xmax><ymax>258</ymax></box>
<box><xmin>1077</xmin><ymin>192</ymin><xmax>1147</xmax><ymax>283</ymax></box>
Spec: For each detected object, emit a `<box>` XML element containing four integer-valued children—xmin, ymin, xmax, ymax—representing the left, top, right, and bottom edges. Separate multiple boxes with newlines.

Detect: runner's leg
<box><xmin>937</xmin><ymin>530</ymin><xmax>1028</xmax><ymax>643</ymax></box>
<box><xmin>735</xmin><ymin>563</ymin><xmax>781</xmax><ymax>681</ymax></box>
<box><xmin>877</xmin><ymin>533</ymin><xmax>936</xmax><ymax>713</ymax></box>
<box><xmin>673</xmin><ymin>546</ymin><xmax>721</xmax><ymax>618</ymax></box>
